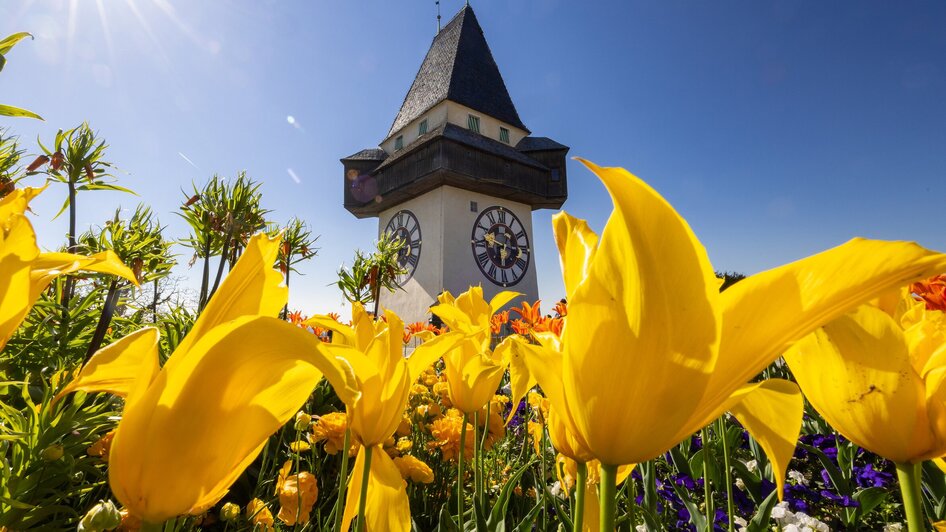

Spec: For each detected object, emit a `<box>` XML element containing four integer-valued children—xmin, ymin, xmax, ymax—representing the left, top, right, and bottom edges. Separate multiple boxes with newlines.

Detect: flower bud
<box><xmin>78</xmin><ymin>500</ymin><xmax>121</xmax><ymax>532</ymax></box>
<box><xmin>294</xmin><ymin>411</ymin><xmax>311</xmax><ymax>431</ymax></box>
<box><xmin>219</xmin><ymin>502</ymin><xmax>241</xmax><ymax>523</ymax></box>
<box><xmin>40</xmin><ymin>443</ymin><xmax>64</xmax><ymax>462</ymax></box>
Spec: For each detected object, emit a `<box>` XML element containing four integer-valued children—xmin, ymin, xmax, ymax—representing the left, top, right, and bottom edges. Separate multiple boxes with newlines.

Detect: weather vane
<box><xmin>436</xmin><ymin>1</ymin><xmax>441</xmax><ymax>32</ymax></box>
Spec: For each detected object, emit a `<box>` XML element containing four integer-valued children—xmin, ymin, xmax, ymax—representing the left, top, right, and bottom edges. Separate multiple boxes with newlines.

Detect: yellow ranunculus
<box><xmin>518</xmin><ymin>159</ymin><xmax>946</xmax><ymax>493</ymax></box>
<box><xmin>1</xmin><ymin>187</ymin><xmax>138</xmax><ymax>350</ymax></box>
<box><xmin>276</xmin><ymin>460</ymin><xmax>319</xmax><ymax>526</ymax></box>
<box><xmin>307</xmin><ymin>304</ymin><xmax>463</xmax><ymax>532</ymax></box>
<box><xmin>785</xmin><ymin>293</ymin><xmax>946</xmax><ymax>463</ymax></box>
<box><xmin>54</xmin><ymin>233</ymin><xmax>358</xmax><ymax>524</ymax></box>
<box><xmin>430</xmin><ymin>286</ymin><xmax>519</xmax><ymax>415</ymax></box>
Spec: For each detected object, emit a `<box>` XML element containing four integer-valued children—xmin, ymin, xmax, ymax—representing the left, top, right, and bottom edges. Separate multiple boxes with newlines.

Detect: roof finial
<box><xmin>436</xmin><ymin>1</ymin><xmax>441</xmax><ymax>32</ymax></box>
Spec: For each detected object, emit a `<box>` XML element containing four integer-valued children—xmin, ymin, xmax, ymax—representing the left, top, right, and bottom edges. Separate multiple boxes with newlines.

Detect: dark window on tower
<box><xmin>419</xmin><ymin>119</ymin><xmax>428</xmax><ymax>135</ymax></box>
<box><xmin>499</xmin><ymin>127</ymin><xmax>510</xmax><ymax>144</ymax></box>
<box><xmin>467</xmin><ymin>114</ymin><xmax>480</xmax><ymax>133</ymax></box>
<box><xmin>394</xmin><ymin>136</ymin><xmax>403</xmax><ymax>151</ymax></box>
<box><xmin>551</xmin><ymin>168</ymin><xmax>561</xmax><ymax>182</ymax></box>
<box><xmin>470</xmin><ymin>201</ymin><xmax>478</xmax><ymax>212</ymax></box>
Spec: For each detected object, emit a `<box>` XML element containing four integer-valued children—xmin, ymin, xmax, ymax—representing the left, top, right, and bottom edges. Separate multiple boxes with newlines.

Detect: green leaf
<box><xmin>746</xmin><ymin>489</ymin><xmax>779</xmax><ymax>532</ymax></box>
<box><xmin>671</xmin><ymin>480</ymin><xmax>708</xmax><ymax>532</ymax></box>
<box><xmin>510</xmin><ymin>502</ymin><xmax>541</xmax><ymax>532</ymax></box>
<box><xmin>800</xmin><ymin>443</ymin><xmax>852</xmax><ymax>495</ymax></box>
<box><xmin>435</xmin><ymin>504</ymin><xmax>460</xmax><ymax>532</ymax></box>
<box><xmin>486</xmin><ymin>460</ymin><xmax>534</xmax><ymax>531</ymax></box>
<box><xmin>853</xmin><ymin>487</ymin><xmax>890</xmax><ymax>521</ymax></box>
<box><xmin>0</xmin><ymin>32</ymin><xmax>32</xmax><ymax>56</ymax></box>
<box><xmin>0</xmin><ymin>104</ymin><xmax>43</xmax><ymax>120</ymax></box>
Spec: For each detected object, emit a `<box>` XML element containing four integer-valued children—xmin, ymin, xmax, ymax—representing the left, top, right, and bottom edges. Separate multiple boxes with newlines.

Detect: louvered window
<box><xmin>394</xmin><ymin>136</ymin><xmax>403</xmax><ymax>151</ymax></box>
<box><xmin>419</xmin><ymin>119</ymin><xmax>428</xmax><ymax>135</ymax></box>
<box><xmin>467</xmin><ymin>114</ymin><xmax>480</xmax><ymax>133</ymax></box>
<box><xmin>499</xmin><ymin>127</ymin><xmax>510</xmax><ymax>144</ymax></box>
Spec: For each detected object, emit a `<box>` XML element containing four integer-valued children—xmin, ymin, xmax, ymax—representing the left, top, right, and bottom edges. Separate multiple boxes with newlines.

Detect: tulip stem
<box><xmin>139</xmin><ymin>523</ymin><xmax>163</xmax><ymax>532</ymax></box>
<box><xmin>356</xmin><ymin>445</ymin><xmax>373</xmax><ymax>532</ymax></box>
<box><xmin>458</xmin><ymin>413</ymin><xmax>469</xmax><ymax>529</ymax></box>
<box><xmin>896</xmin><ymin>461</ymin><xmax>925</xmax><ymax>532</ymax></box>
<box><xmin>701</xmin><ymin>427</ymin><xmax>714</xmax><ymax>531</ymax></box>
<box><xmin>333</xmin><ymin>428</ymin><xmax>351</xmax><ymax>532</ymax></box>
<box><xmin>599</xmin><ymin>464</ymin><xmax>618</xmax><ymax>532</ymax></box>
<box><xmin>474</xmin><ymin>410</ymin><xmax>482</xmax><ymax>511</ymax></box>
<box><xmin>573</xmin><ymin>461</ymin><xmax>587</xmax><ymax>532</ymax></box>
<box><xmin>719</xmin><ymin>418</ymin><xmax>734</xmax><ymax>532</ymax></box>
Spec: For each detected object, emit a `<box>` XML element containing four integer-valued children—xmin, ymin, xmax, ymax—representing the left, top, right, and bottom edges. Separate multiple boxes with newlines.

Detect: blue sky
<box><xmin>2</xmin><ymin>1</ymin><xmax>945</xmax><ymax>315</ymax></box>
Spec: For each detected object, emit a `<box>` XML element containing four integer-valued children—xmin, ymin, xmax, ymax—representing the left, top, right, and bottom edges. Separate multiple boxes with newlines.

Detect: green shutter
<box><xmin>419</xmin><ymin>119</ymin><xmax>428</xmax><ymax>135</ymax></box>
<box><xmin>499</xmin><ymin>127</ymin><xmax>509</xmax><ymax>143</ymax></box>
<box><xmin>395</xmin><ymin>136</ymin><xmax>403</xmax><ymax>150</ymax></box>
<box><xmin>468</xmin><ymin>114</ymin><xmax>480</xmax><ymax>133</ymax></box>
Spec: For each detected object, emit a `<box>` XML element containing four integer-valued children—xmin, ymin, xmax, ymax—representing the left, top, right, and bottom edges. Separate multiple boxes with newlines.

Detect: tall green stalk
<box><xmin>599</xmin><ymin>464</ymin><xmax>618</xmax><ymax>532</ymax></box>
<box><xmin>573</xmin><ymin>462</ymin><xmax>587</xmax><ymax>532</ymax></box>
<box><xmin>719</xmin><ymin>418</ymin><xmax>735</xmax><ymax>532</ymax></box>
<box><xmin>333</xmin><ymin>428</ymin><xmax>352</xmax><ymax>532</ymax></box>
<box><xmin>458</xmin><ymin>414</ymin><xmax>469</xmax><ymax>529</ymax></box>
<box><xmin>701</xmin><ymin>427</ymin><xmax>714</xmax><ymax>531</ymax></box>
<box><xmin>896</xmin><ymin>461</ymin><xmax>924</xmax><ymax>532</ymax></box>
<box><xmin>356</xmin><ymin>446</ymin><xmax>373</xmax><ymax>532</ymax></box>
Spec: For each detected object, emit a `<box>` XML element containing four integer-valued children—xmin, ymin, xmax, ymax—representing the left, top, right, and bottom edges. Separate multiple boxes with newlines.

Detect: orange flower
<box><xmin>286</xmin><ymin>310</ymin><xmax>307</xmax><ymax>326</ymax></box>
<box><xmin>276</xmin><ymin>461</ymin><xmax>318</xmax><ymax>526</ymax></box>
<box><xmin>912</xmin><ymin>274</ymin><xmax>946</xmax><ymax>311</ymax></box>
<box><xmin>308</xmin><ymin>412</ymin><xmax>349</xmax><ymax>455</ymax></box>
<box><xmin>393</xmin><ymin>455</ymin><xmax>435</xmax><ymax>483</ymax></box>
<box><xmin>87</xmin><ymin>431</ymin><xmax>116</xmax><ymax>461</ymax></box>
<box><xmin>510</xmin><ymin>300</ymin><xmax>543</xmax><ymax>325</ymax></box>
<box><xmin>553</xmin><ymin>299</ymin><xmax>567</xmax><ymax>318</ymax></box>
<box><xmin>245</xmin><ymin>499</ymin><xmax>274</xmax><ymax>531</ymax></box>
<box><xmin>490</xmin><ymin>311</ymin><xmax>509</xmax><ymax>334</ymax></box>
<box><xmin>429</xmin><ymin>409</ymin><xmax>475</xmax><ymax>461</ymax></box>
<box><xmin>510</xmin><ymin>319</ymin><xmax>531</xmax><ymax>336</ymax></box>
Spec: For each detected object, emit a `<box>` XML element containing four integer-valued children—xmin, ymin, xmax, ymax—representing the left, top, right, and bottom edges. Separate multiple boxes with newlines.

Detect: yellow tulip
<box><xmin>54</xmin><ymin>232</ymin><xmax>358</xmax><ymax>524</ymax></box>
<box><xmin>308</xmin><ymin>304</ymin><xmax>462</xmax><ymax>532</ymax></box>
<box><xmin>785</xmin><ymin>295</ymin><xmax>946</xmax><ymax>463</ymax></box>
<box><xmin>785</xmin><ymin>293</ymin><xmax>946</xmax><ymax>530</ymax></box>
<box><xmin>515</xmin><ymin>159</ymin><xmax>946</xmax><ymax>521</ymax></box>
<box><xmin>430</xmin><ymin>286</ymin><xmax>519</xmax><ymax>415</ymax></box>
<box><xmin>1</xmin><ymin>187</ymin><xmax>138</xmax><ymax>350</ymax></box>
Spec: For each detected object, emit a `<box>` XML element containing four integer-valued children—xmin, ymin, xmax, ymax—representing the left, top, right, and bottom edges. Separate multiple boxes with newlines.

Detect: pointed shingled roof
<box><xmin>385</xmin><ymin>5</ymin><xmax>528</xmax><ymax>139</ymax></box>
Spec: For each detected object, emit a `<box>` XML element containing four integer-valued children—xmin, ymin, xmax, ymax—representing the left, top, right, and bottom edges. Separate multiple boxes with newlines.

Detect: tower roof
<box><xmin>386</xmin><ymin>5</ymin><xmax>529</xmax><ymax>139</ymax></box>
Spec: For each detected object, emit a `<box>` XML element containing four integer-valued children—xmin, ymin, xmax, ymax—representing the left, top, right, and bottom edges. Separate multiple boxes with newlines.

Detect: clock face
<box><xmin>384</xmin><ymin>210</ymin><xmax>422</xmax><ymax>286</ymax></box>
<box><xmin>470</xmin><ymin>206</ymin><xmax>531</xmax><ymax>287</ymax></box>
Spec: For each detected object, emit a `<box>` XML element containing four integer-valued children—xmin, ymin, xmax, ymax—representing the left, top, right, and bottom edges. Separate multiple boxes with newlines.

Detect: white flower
<box><xmin>771</xmin><ymin>501</ymin><xmax>791</xmax><ymax>520</ymax></box>
<box><xmin>783</xmin><ymin>525</ymin><xmax>801</xmax><ymax>532</ymax></box>
<box><xmin>735</xmin><ymin>477</ymin><xmax>746</xmax><ymax>491</ymax></box>
<box><xmin>883</xmin><ymin>524</ymin><xmax>904</xmax><ymax>532</ymax></box>
<box><xmin>788</xmin><ymin>469</ymin><xmax>808</xmax><ymax>486</ymax></box>
<box><xmin>549</xmin><ymin>481</ymin><xmax>565</xmax><ymax>500</ymax></box>
<box><xmin>745</xmin><ymin>459</ymin><xmax>758</xmax><ymax>472</ymax></box>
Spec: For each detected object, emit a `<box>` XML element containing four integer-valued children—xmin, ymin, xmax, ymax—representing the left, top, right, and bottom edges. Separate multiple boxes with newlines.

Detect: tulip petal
<box><xmin>172</xmin><ymin>232</ymin><xmax>287</xmax><ymax>360</ymax></box>
<box><xmin>784</xmin><ymin>306</ymin><xmax>932</xmax><ymax>463</ymax></box>
<box><xmin>488</xmin><ymin>290</ymin><xmax>521</xmax><ymax>314</ymax></box>
<box><xmin>503</xmin><ymin>336</ymin><xmax>536</xmax><ymax>425</ymax></box>
<box><xmin>52</xmin><ymin>328</ymin><xmax>160</xmax><ymax>409</ymax></box>
<box><xmin>729</xmin><ymin>379</ymin><xmax>803</xmax><ymax>501</ymax></box>
<box><xmin>711</xmin><ymin>238</ymin><xmax>946</xmax><ymax>412</ymax></box>
<box><xmin>551</xmin><ymin>211</ymin><xmax>598</xmax><ymax>299</ymax></box>
<box><xmin>563</xmin><ymin>160</ymin><xmax>720</xmax><ymax>465</ymax></box>
<box><xmin>304</xmin><ymin>315</ymin><xmax>356</xmax><ymax>346</ymax></box>
<box><xmin>406</xmin><ymin>331</ymin><xmax>465</xmax><ymax>382</ymax></box>
<box><xmin>31</xmin><ymin>250</ymin><xmax>139</xmax><ymax>292</ymax></box>
<box><xmin>109</xmin><ymin>316</ymin><xmax>357</xmax><ymax>521</ymax></box>
<box><xmin>342</xmin><ymin>446</ymin><xmax>411</xmax><ymax>532</ymax></box>
<box><xmin>0</xmin><ymin>219</ymin><xmax>34</xmax><ymax>349</ymax></box>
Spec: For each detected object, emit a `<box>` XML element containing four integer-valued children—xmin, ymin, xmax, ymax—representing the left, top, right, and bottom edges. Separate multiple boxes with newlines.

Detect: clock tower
<box><xmin>341</xmin><ymin>5</ymin><xmax>568</xmax><ymax>325</ymax></box>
